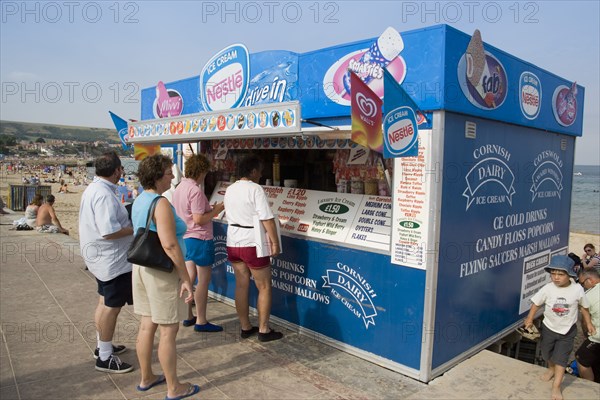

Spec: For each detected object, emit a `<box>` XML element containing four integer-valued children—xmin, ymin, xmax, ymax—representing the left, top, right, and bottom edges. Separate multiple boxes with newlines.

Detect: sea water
<box><xmin>571</xmin><ymin>165</ymin><xmax>600</xmax><ymax>234</ymax></box>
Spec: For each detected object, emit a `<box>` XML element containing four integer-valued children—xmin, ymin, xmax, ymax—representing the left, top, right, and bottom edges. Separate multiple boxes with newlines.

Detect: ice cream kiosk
<box><xmin>127</xmin><ymin>24</ymin><xmax>584</xmax><ymax>382</ymax></box>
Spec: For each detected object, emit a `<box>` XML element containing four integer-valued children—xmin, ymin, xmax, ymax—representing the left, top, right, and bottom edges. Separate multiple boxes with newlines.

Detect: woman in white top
<box><xmin>582</xmin><ymin>244</ymin><xmax>600</xmax><ymax>270</ymax></box>
<box><xmin>25</xmin><ymin>194</ymin><xmax>43</xmax><ymax>227</ymax></box>
<box><xmin>223</xmin><ymin>154</ymin><xmax>282</xmax><ymax>342</ymax></box>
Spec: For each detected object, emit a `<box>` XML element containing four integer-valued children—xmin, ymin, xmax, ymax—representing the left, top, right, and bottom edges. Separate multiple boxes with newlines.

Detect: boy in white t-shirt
<box><xmin>524</xmin><ymin>255</ymin><xmax>596</xmax><ymax>400</ymax></box>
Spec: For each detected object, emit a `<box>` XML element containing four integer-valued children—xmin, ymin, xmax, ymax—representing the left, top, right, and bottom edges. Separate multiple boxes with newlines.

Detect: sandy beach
<box><xmin>0</xmin><ymin>169</ymin><xmax>112</xmax><ymax>240</ymax></box>
<box><xmin>1</xmin><ymin>168</ymin><xmax>598</xmax><ymax>251</ymax></box>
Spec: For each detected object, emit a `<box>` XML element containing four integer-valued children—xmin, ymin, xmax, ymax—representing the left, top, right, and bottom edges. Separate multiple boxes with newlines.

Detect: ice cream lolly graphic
<box><xmin>557</xmin><ymin>82</ymin><xmax>577</xmax><ymax>121</ymax></box>
<box><xmin>465</xmin><ymin>29</ymin><xmax>495</xmax><ymax>107</ymax></box>
<box><xmin>341</xmin><ymin>27</ymin><xmax>404</xmax><ymax>98</ymax></box>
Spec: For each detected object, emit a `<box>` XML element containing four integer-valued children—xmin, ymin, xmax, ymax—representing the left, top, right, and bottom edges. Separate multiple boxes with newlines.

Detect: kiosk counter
<box><xmin>126</xmin><ymin>24</ymin><xmax>584</xmax><ymax>381</ymax></box>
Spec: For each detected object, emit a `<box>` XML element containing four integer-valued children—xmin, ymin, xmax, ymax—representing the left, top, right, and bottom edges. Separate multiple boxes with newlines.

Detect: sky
<box><xmin>1</xmin><ymin>0</ymin><xmax>599</xmax><ymax>164</ymax></box>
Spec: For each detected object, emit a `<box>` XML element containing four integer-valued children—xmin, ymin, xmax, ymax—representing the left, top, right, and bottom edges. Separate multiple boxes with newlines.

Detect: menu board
<box><xmin>209</xmin><ymin>182</ymin><xmax>392</xmax><ymax>251</ymax></box>
<box><xmin>391</xmin><ymin>130</ymin><xmax>433</xmax><ymax>269</ymax></box>
<box><xmin>346</xmin><ymin>196</ymin><xmax>392</xmax><ymax>250</ymax></box>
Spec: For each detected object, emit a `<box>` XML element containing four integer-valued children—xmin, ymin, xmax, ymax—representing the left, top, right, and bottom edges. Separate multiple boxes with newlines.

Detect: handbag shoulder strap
<box><xmin>144</xmin><ymin>195</ymin><xmax>163</xmax><ymax>231</ymax></box>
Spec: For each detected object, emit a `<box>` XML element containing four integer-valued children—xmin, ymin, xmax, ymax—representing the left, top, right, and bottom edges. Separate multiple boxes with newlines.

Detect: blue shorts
<box><xmin>96</xmin><ymin>272</ymin><xmax>133</xmax><ymax>308</ymax></box>
<box><xmin>184</xmin><ymin>238</ymin><xmax>215</xmax><ymax>266</ymax></box>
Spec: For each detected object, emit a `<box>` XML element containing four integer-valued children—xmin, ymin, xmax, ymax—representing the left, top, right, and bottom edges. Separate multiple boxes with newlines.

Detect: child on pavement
<box><xmin>524</xmin><ymin>254</ymin><xmax>595</xmax><ymax>400</ymax></box>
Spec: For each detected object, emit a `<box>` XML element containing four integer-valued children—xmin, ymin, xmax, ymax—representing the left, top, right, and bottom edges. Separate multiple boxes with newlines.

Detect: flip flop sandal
<box><xmin>164</xmin><ymin>384</ymin><xmax>200</xmax><ymax>400</ymax></box>
<box><xmin>136</xmin><ymin>374</ymin><xmax>166</xmax><ymax>391</ymax></box>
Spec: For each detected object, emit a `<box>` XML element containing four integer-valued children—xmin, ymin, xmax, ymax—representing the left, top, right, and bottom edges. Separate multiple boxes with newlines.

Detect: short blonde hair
<box><xmin>184</xmin><ymin>154</ymin><xmax>210</xmax><ymax>180</ymax></box>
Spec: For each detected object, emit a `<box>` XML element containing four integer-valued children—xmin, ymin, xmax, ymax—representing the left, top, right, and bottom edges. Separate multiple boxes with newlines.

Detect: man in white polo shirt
<box><xmin>79</xmin><ymin>151</ymin><xmax>134</xmax><ymax>374</ymax></box>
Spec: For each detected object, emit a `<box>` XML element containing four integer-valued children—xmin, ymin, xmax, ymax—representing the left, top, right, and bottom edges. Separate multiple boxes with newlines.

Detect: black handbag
<box><xmin>127</xmin><ymin>196</ymin><xmax>174</xmax><ymax>272</ymax></box>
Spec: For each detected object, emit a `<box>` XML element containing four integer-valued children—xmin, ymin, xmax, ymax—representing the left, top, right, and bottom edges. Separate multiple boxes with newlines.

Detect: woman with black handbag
<box><xmin>131</xmin><ymin>154</ymin><xmax>199</xmax><ymax>400</ymax></box>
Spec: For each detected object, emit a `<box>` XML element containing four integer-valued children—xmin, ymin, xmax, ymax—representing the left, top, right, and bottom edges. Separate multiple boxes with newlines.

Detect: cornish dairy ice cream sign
<box><xmin>201</xmin><ymin>44</ymin><xmax>250</xmax><ymax>112</ymax></box>
<box><xmin>462</xmin><ymin>144</ymin><xmax>515</xmax><ymax>210</ymax></box>
<box><xmin>322</xmin><ymin>261</ymin><xmax>378</xmax><ymax>329</ymax></box>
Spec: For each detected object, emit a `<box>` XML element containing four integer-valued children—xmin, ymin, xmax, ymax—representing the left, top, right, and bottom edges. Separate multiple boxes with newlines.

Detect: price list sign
<box><xmin>275</xmin><ymin>188</ymin><xmax>310</xmax><ymax>234</ymax></box>
<box><xmin>308</xmin><ymin>193</ymin><xmax>363</xmax><ymax>242</ymax></box>
<box><xmin>391</xmin><ymin>130</ymin><xmax>433</xmax><ymax>269</ymax></box>
<box><xmin>264</xmin><ymin>186</ymin><xmax>287</xmax><ymax>212</ymax></box>
<box><xmin>210</xmin><ymin>183</ymin><xmax>392</xmax><ymax>252</ymax></box>
<box><xmin>261</xmin><ymin>187</ymin><xmax>365</xmax><ymax>243</ymax></box>
<box><xmin>346</xmin><ymin>196</ymin><xmax>392</xmax><ymax>251</ymax></box>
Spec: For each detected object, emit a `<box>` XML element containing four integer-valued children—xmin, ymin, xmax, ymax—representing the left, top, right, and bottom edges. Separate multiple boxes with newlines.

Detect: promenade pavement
<box><xmin>1</xmin><ymin>214</ymin><xmax>599</xmax><ymax>400</ymax></box>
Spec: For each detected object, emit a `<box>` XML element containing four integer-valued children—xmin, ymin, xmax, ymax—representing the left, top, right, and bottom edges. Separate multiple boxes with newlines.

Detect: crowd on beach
<box><xmin>1</xmin><ymin>154</ymin><xmax>599</xmax><ymax>400</ymax></box>
<box><xmin>4</xmin><ymin>162</ymin><xmax>89</xmax><ymax>186</ymax></box>
<box><xmin>0</xmin><ymin>161</ymin><xmax>141</xmax><ymax>236</ymax></box>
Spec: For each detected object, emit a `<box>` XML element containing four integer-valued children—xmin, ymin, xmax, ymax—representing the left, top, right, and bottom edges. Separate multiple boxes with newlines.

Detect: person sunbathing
<box><xmin>58</xmin><ymin>183</ymin><xmax>71</xmax><ymax>194</ymax></box>
<box><xmin>36</xmin><ymin>194</ymin><xmax>69</xmax><ymax>235</ymax></box>
<box><xmin>25</xmin><ymin>194</ymin><xmax>43</xmax><ymax>227</ymax></box>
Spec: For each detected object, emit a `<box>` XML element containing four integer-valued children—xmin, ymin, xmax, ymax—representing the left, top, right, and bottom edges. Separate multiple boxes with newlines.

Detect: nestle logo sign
<box><xmin>384</xmin><ymin>106</ymin><xmax>418</xmax><ymax>157</ymax></box>
<box><xmin>200</xmin><ymin>44</ymin><xmax>249</xmax><ymax>112</ymax></box>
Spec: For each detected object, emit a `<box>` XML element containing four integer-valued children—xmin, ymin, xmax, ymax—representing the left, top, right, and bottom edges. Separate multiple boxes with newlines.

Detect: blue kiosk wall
<box><xmin>211</xmin><ymin>224</ymin><xmax>427</xmax><ymax>371</ymax></box>
<box><xmin>432</xmin><ymin>112</ymin><xmax>575</xmax><ymax>370</ymax></box>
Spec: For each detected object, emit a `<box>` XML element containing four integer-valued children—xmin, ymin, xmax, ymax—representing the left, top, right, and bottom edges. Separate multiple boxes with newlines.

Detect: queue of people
<box><xmin>74</xmin><ymin>151</ymin><xmax>282</xmax><ymax>399</ymax></box>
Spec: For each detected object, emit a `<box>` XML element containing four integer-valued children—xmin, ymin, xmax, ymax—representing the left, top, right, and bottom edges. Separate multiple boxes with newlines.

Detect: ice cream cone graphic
<box><xmin>466</xmin><ymin>29</ymin><xmax>491</xmax><ymax>105</ymax></box>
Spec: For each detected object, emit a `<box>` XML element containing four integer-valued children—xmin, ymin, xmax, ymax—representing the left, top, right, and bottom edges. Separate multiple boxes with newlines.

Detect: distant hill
<box><xmin>0</xmin><ymin>120</ymin><xmax>121</xmax><ymax>144</ymax></box>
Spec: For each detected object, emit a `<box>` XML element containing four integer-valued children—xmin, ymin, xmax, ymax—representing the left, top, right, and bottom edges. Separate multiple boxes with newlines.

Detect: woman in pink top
<box><xmin>172</xmin><ymin>154</ymin><xmax>225</xmax><ymax>332</ymax></box>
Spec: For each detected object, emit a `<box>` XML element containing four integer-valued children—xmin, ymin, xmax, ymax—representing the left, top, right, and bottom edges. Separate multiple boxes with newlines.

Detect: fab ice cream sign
<box><xmin>457</xmin><ymin>30</ymin><xmax>508</xmax><ymax>110</ymax></box>
<box><xmin>201</xmin><ymin>44</ymin><xmax>250</xmax><ymax>112</ymax></box>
